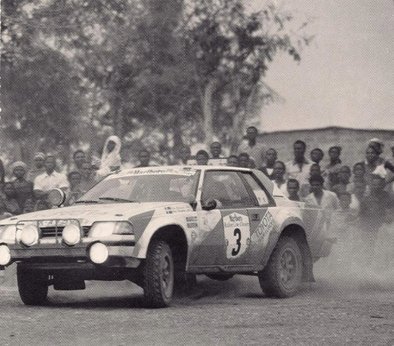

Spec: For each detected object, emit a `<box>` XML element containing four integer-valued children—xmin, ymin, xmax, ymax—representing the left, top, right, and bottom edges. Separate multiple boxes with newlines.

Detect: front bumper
<box><xmin>4</xmin><ymin>238</ymin><xmax>141</xmax><ymax>269</ymax></box>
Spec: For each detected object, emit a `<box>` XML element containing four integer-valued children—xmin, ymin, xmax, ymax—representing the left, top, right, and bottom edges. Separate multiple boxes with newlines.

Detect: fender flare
<box><xmin>261</xmin><ymin>216</ymin><xmax>306</xmax><ymax>267</ymax></box>
<box><xmin>133</xmin><ymin>217</ymin><xmax>190</xmax><ymax>259</ymax></box>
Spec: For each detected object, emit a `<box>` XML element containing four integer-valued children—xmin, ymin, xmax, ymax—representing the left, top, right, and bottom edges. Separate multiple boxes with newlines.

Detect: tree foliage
<box><xmin>1</xmin><ymin>0</ymin><xmax>311</xmax><ymax>162</ymax></box>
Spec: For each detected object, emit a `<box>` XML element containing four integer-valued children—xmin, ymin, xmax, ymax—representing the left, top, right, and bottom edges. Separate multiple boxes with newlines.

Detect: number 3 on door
<box><xmin>223</xmin><ymin>212</ymin><xmax>250</xmax><ymax>259</ymax></box>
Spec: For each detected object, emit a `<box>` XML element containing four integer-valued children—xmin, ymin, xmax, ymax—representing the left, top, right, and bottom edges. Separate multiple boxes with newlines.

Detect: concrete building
<box><xmin>259</xmin><ymin>126</ymin><xmax>394</xmax><ymax>166</ymax></box>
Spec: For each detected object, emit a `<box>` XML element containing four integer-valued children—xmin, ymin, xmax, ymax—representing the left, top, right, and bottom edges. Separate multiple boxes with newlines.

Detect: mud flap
<box><xmin>53</xmin><ymin>275</ymin><xmax>86</xmax><ymax>290</ymax></box>
<box><xmin>299</xmin><ymin>240</ymin><xmax>315</xmax><ymax>282</ymax></box>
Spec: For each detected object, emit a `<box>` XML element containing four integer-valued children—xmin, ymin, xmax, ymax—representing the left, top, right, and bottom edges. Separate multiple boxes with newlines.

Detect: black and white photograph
<box><xmin>0</xmin><ymin>0</ymin><xmax>393</xmax><ymax>345</ymax></box>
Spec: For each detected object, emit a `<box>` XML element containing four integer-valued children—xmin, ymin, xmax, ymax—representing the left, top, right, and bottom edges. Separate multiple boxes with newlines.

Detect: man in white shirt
<box><xmin>304</xmin><ymin>175</ymin><xmax>339</xmax><ymax>225</ymax></box>
<box><xmin>285</xmin><ymin>140</ymin><xmax>312</xmax><ymax>188</ymax></box>
<box><xmin>34</xmin><ymin>155</ymin><xmax>69</xmax><ymax>201</ymax></box>
<box><xmin>237</xmin><ymin>126</ymin><xmax>267</xmax><ymax>169</ymax></box>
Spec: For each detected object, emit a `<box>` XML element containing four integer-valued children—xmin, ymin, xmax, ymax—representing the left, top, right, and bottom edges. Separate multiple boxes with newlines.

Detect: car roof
<box><xmin>111</xmin><ymin>165</ymin><xmax>274</xmax><ymax>195</ymax></box>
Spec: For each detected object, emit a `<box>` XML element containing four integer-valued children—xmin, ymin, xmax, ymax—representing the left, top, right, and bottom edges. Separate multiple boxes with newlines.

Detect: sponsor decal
<box><xmin>223</xmin><ymin>212</ymin><xmax>250</xmax><ymax>259</ymax></box>
<box><xmin>119</xmin><ymin>168</ymin><xmax>197</xmax><ymax>177</ymax></box>
<box><xmin>251</xmin><ymin>210</ymin><xmax>274</xmax><ymax>245</ymax></box>
<box><xmin>187</xmin><ymin>222</ymin><xmax>198</xmax><ymax>228</ymax></box>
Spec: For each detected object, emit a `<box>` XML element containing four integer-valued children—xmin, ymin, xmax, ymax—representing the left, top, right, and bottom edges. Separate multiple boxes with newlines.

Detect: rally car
<box><xmin>0</xmin><ymin>166</ymin><xmax>334</xmax><ymax>308</ymax></box>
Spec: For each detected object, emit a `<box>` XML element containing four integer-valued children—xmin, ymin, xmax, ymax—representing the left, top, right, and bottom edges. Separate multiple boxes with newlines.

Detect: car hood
<box><xmin>1</xmin><ymin>202</ymin><xmax>192</xmax><ymax>227</ymax></box>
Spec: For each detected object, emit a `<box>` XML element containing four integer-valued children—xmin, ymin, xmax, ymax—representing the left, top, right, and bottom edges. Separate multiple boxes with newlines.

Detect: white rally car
<box><xmin>0</xmin><ymin>166</ymin><xmax>334</xmax><ymax>307</ymax></box>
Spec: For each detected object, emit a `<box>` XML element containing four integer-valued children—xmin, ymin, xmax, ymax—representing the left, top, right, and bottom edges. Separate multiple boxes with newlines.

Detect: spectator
<box><xmin>71</xmin><ymin>150</ymin><xmax>86</xmax><ymax>173</ymax></box>
<box><xmin>329</xmin><ymin>191</ymin><xmax>358</xmax><ymax>270</ymax></box>
<box><xmin>0</xmin><ymin>159</ymin><xmax>5</xmax><ymax>198</ymax></box>
<box><xmin>304</xmin><ymin>175</ymin><xmax>339</xmax><ymax>224</ymax></box>
<box><xmin>65</xmin><ymin>171</ymin><xmax>83</xmax><ymax>206</ymax></box>
<box><xmin>27</xmin><ymin>152</ymin><xmax>46</xmax><ymax>182</ymax></box>
<box><xmin>226</xmin><ymin>155</ymin><xmax>239</xmax><ymax>167</ymax></box>
<box><xmin>300</xmin><ymin>163</ymin><xmax>322</xmax><ymax>198</ymax></box>
<box><xmin>237</xmin><ymin>126</ymin><xmax>267</xmax><ymax>168</ymax></box>
<box><xmin>310</xmin><ymin>148</ymin><xmax>324</xmax><ymax>166</ymax></box>
<box><xmin>23</xmin><ymin>198</ymin><xmax>36</xmax><ymax>214</ymax></box>
<box><xmin>285</xmin><ymin>140</ymin><xmax>312</xmax><ymax>189</ymax></box>
<box><xmin>238</xmin><ymin>153</ymin><xmax>250</xmax><ymax>168</ymax></box>
<box><xmin>362</xmin><ymin>141</ymin><xmax>394</xmax><ymax>185</ymax></box>
<box><xmin>1</xmin><ymin>182</ymin><xmax>21</xmax><ymax>215</ymax></box>
<box><xmin>331</xmin><ymin>165</ymin><xmax>351</xmax><ymax>195</ymax></box>
<box><xmin>387</xmin><ymin>143</ymin><xmax>394</xmax><ymax>195</ymax></box>
<box><xmin>55</xmin><ymin>140</ymin><xmax>70</xmax><ymax>174</ymax></box>
<box><xmin>287</xmin><ymin>179</ymin><xmax>301</xmax><ymax>201</ymax></box>
<box><xmin>177</xmin><ymin>145</ymin><xmax>192</xmax><ymax>165</ymax></box>
<box><xmin>11</xmin><ymin>161</ymin><xmax>34</xmax><ymax>211</ymax></box>
<box><xmin>195</xmin><ymin>150</ymin><xmax>209</xmax><ymax>165</ymax></box>
<box><xmin>135</xmin><ymin>149</ymin><xmax>151</xmax><ymax>168</ymax></box>
<box><xmin>80</xmin><ymin>161</ymin><xmax>97</xmax><ymax>193</ymax></box>
<box><xmin>248</xmin><ymin>158</ymin><xmax>256</xmax><ymax>169</ymax></box>
<box><xmin>33</xmin><ymin>155</ymin><xmax>69</xmax><ymax>205</ymax></box>
<box><xmin>0</xmin><ymin>198</ymin><xmax>12</xmax><ymax>220</ymax></box>
<box><xmin>259</xmin><ymin>148</ymin><xmax>277</xmax><ymax>179</ymax></box>
<box><xmin>97</xmin><ymin>135</ymin><xmax>122</xmax><ymax>177</ymax></box>
<box><xmin>359</xmin><ymin>174</ymin><xmax>394</xmax><ymax>265</ymax></box>
<box><xmin>272</xmin><ymin>161</ymin><xmax>287</xmax><ymax>196</ymax></box>
<box><xmin>208</xmin><ymin>142</ymin><xmax>227</xmax><ymax>166</ymax></box>
<box><xmin>323</xmin><ymin>146</ymin><xmax>342</xmax><ymax>189</ymax></box>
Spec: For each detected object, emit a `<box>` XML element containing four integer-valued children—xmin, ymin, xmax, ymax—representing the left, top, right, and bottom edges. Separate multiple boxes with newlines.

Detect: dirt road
<box><xmin>0</xmin><ymin>263</ymin><xmax>393</xmax><ymax>346</ymax></box>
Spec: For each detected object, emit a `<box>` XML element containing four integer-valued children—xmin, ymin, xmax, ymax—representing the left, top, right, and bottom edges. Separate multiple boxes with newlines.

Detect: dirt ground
<box><xmin>0</xmin><ymin>260</ymin><xmax>393</xmax><ymax>346</ymax></box>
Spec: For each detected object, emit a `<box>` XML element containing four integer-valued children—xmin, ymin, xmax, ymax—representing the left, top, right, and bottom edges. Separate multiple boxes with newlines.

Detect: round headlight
<box><xmin>0</xmin><ymin>245</ymin><xmax>11</xmax><ymax>266</ymax></box>
<box><xmin>20</xmin><ymin>224</ymin><xmax>39</xmax><ymax>246</ymax></box>
<box><xmin>47</xmin><ymin>188</ymin><xmax>66</xmax><ymax>207</ymax></box>
<box><xmin>62</xmin><ymin>224</ymin><xmax>81</xmax><ymax>246</ymax></box>
<box><xmin>89</xmin><ymin>242</ymin><xmax>109</xmax><ymax>264</ymax></box>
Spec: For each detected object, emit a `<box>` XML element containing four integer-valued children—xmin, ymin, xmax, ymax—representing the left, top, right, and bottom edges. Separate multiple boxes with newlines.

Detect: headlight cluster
<box><xmin>0</xmin><ymin>225</ymin><xmax>17</xmax><ymax>243</ymax></box>
<box><xmin>88</xmin><ymin>222</ymin><xmax>134</xmax><ymax>238</ymax></box>
<box><xmin>62</xmin><ymin>224</ymin><xmax>81</xmax><ymax>246</ymax></box>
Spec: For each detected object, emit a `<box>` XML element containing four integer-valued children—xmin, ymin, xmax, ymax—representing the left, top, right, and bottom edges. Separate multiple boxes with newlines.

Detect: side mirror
<box><xmin>201</xmin><ymin>199</ymin><xmax>217</xmax><ymax>211</ymax></box>
<box><xmin>47</xmin><ymin>188</ymin><xmax>66</xmax><ymax>207</ymax></box>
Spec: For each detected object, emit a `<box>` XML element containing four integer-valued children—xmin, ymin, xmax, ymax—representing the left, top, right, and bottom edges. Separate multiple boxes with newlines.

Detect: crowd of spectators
<box><xmin>0</xmin><ymin>127</ymin><xmax>393</xmax><ymax>268</ymax></box>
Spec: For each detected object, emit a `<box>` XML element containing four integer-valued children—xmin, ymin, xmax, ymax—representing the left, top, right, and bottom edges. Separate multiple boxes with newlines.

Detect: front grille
<box><xmin>40</xmin><ymin>226</ymin><xmax>90</xmax><ymax>238</ymax></box>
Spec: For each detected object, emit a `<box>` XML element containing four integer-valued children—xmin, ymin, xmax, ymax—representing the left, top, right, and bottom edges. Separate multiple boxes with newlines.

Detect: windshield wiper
<box><xmin>75</xmin><ymin>200</ymin><xmax>100</xmax><ymax>204</ymax></box>
<box><xmin>98</xmin><ymin>197</ymin><xmax>136</xmax><ymax>203</ymax></box>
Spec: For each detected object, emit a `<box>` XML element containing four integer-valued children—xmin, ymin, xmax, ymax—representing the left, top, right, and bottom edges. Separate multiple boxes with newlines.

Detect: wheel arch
<box><xmin>263</xmin><ymin>222</ymin><xmax>314</xmax><ymax>282</ymax></box>
<box><xmin>279</xmin><ymin>224</ymin><xmax>314</xmax><ymax>282</ymax></box>
<box><xmin>136</xmin><ymin>223</ymin><xmax>189</xmax><ymax>272</ymax></box>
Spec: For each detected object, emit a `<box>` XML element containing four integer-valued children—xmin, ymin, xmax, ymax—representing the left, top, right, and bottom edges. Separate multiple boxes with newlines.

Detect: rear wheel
<box><xmin>143</xmin><ymin>240</ymin><xmax>174</xmax><ymax>308</ymax></box>
<box><xmin>258</xmin><ymin>236</ymin><xmax>302</xmax><ymax>298</ymax></box>
<box><xmin>17</xmin><ymin>265</ymin><xmax>49</xmax><ymax>305</ymax></box>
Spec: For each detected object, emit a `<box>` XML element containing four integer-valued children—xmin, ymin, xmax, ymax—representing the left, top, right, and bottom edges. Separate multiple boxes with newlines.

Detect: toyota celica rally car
<box><xmin>0</xmin><ymin>166</ymin><xmax>334</xmax><ymax>308</ymax></box>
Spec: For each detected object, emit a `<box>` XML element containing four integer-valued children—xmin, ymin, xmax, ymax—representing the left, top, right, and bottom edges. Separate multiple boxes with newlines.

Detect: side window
<box><xmin>241</xmin><ymin>172</ymin><xmax>270</xmax><ymax>206</ymax></box>
<box><xmin>202</xmin><ymin>171</ymin><xmax>257</xmax><ymax>208</ymax></box>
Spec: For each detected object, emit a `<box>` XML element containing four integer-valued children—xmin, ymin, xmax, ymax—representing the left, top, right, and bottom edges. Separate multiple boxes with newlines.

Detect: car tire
<box><xmin>258</xmin><ymin>236</ymin><xmax>303</xmax><ymax>298</ymax></box>
<box><xmin>143</xmin><ymin>240</ymin><xmax>174</xmax><ymax>308</ymax></box>
<box><xmin>17</xmin><ymin>265</ymin><xmax>49</xmax><ymax>306</ymax></box>
<box><xmin>205</xmin><ymin>274</ymin><xmax>234</xmax><ymax>281</ymax></box>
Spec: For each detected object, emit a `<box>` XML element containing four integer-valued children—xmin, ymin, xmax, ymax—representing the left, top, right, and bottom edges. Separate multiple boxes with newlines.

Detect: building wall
<box><xmin>259</xmin><ymin>127</ymin><xmax>394</xmax><ymax>167</ymax></box>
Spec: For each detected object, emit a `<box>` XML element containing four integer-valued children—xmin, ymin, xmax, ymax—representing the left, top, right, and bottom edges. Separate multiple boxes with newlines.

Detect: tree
<box><xmin>181</xmin><ymin>0</ymin><xmax>311</xmax><ymax>150</ymax></box>
<box><xmin>1</xmin><ymin>0</ymin><xmax>84</xmax><ymax>161</ymax></box>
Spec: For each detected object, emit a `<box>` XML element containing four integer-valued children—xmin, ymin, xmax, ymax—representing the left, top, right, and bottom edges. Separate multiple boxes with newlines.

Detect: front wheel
<box><xmin>143</xmin><ymin>240</ymin><xmax>174</xmax><ymax>308</ymax></box>
<box><xmin>258</xmin><ymin>236</ymin><xmax>303</xmax><ymax>298</ymax></box>
<box><xmin>17</xmin><ymin>265</ymin><xmax>49</xmax><ymax>305</ymax></box>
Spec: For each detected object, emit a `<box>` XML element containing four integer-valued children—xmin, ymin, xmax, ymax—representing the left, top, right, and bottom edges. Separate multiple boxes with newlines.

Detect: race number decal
<box><xmin>223</xmin><ymin>212</ymin><xmax>250</xmax><ymax>259</ymax></box>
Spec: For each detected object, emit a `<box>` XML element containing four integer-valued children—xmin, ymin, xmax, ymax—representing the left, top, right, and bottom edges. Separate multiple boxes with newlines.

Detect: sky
<box><xmin>254</xmin><ymin>0</ymin><xmax>394</xmax><ymax>132</ymax></box>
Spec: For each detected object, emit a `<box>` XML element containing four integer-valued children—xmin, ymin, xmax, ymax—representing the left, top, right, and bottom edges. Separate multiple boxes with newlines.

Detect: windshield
<box><xmin>79</xmin><ymin>171</ymin><xmax>200</xmax><ymax>203</ymax></box>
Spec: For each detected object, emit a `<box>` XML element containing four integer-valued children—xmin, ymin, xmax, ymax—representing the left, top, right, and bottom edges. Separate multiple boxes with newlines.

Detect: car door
<box><xmin>188</xmin><ymin>170</ymin><xmax>258</xmax><ymax>270</ymax></box>
<box><xmin>239</xmin><ymin>171</ymin><xmax>277</xmax><ymax>263</ymax></box>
